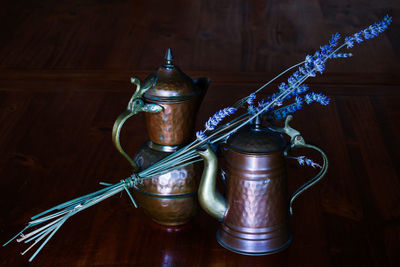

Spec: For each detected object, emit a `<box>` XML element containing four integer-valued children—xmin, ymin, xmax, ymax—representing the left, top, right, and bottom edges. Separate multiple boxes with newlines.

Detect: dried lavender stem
<box><xmin>17</xmin><ymin>217</ymin><xmax>63</xmax><ymax>243</ymax></box>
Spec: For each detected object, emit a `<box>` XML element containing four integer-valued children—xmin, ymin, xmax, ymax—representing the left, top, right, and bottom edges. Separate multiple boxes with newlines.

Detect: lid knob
<box><xmin>251</xmin><ymin>115</ymin><xmax>262</xmax><ymax>130</ymax></box>
<box><xmin>164</xmin><ymin>48</ymin><xmax>174</xmax><ymax>67</ymax></box>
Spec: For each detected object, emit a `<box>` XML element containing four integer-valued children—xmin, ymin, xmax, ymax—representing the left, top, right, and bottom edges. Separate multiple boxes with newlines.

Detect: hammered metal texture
<box><xmin>227</xmin><ymin>125</ymin><xmax>287</xmax><ymax>154</ymax></box>
<box><xmin>144</xmin><ymin>97</ymin><xmax>199</xmax><ymax>146</ymax></box>
<box><xmin>143</xmin><ymin>65</ymin><xmax>195</xmax><ymax>99</ymax></box>
<box><xmin>143</xmin><ymin>77</ymin><xmax>208</xmax><ymax>146</ymax></box>
<box><xmin>133</xmin><ymin>142</ymin><xmax>200</xmax><ymax>225</ymax></box>
<box><xmin>218</xmin><ymin>148</ymin><xmax>291</xmax><ymax>254</ymax></box>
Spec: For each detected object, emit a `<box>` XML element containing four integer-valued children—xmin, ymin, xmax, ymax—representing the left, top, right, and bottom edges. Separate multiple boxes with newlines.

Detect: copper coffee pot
<box><xmin>112</xmin><ymin>49</ymin><xmax>210</xmax><ymax>225</ymax></box>
<box><xmin>197</xmin><ymin>115</ymin><xmax>328</xmax><ymax>255</ymax></box>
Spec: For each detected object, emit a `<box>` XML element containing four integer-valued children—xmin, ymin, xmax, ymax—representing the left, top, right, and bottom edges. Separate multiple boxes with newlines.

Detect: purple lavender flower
<box><xmin>247</xmin><ymin>93</ymin><xmax>257</xmax><ymax>113</ymax></box>
<box><xmin>292</xmin><ymin>71</ymin><xmax>302</xmax><ymax>80</ymax></box>
<box><xmin>288</xmin><ymin>76</ymin><xmax>297</xmax><ymax>86</ymax></box>
<box><xmin>307</xmin><ymin>67</ymin><xmax>317</xmax><ymax>77</ymax></box>
<box><xmin>254</xmin><ymin>98</ymin><xmax>271</xmax><ymax>113</ymax></box>
<box><xmin>196</xmin><ymin>130</ymin><xmax>207</xmax><ymax>140</ymax></box>
<box><xmin>313</xmin><ymin>58</ymin><xmax>325</xmax><ymax>74</ymax></box>
<box><xmin>293</xmin><ymin>84</ymin><xmax>309</xmax><ymax>95</ymax></box>
<box><xmin>329</xmin><ymin>33</ymin><xmax>341</xmax><ymax>47</ymax></box>
<box><xmin>278</xmin><ymin>82</ymin><xmax>288</xmax><ymax>91</ymax></box>
<box><xmin>271</xmin><ymin>96</ymin><xmax>303</xmax><ymax>120</ymax></box>
<box><xmin>305</xmin><ymin>55</ymin><xmax>313</xmax><ymax>63</ymax></box>
<box><xmin>298</xmin><ymin>66</ymin><xmax>307</xmax><ymax>75</ymax></box>
<box><xmin>319</xmin><ymin>45</ymin><xmax>333</xmax><ymax>57</ymax></box>
<box><xmin>304</xmin><ymin>92</ymin><xmax>330</xmax><ymax>105</ymax></box>
<box><xmin>205</xmin><ymin>107</ymin><xmax>237</xmax><ymax>131</ymax></box>
<box><xmin>272</xmin><ymin>90</ymin><xmax>331</xmax><ymax>121</ymax></box>
<box><xmin>363</xmin><ymin>28</ymin><xmax>373</xmax><ymax>39</ymax></box>
<box><xmin>330</xmin><ymin>53</ymin><xmax>353</xmax><ymax>58</ymax></box>
<box><xmin>345</xmin><ymin>15</ymin><xmax>392</xmax><ymax>49</ymax></box>
<box><xmin>299</xmin><ymin>32</ymin><xmax>340</xmax><ymax>77</ymax></box>
<box><xmin>296</xmin><ymin>156</ymin><xmax>322</xmax><ymax>168</ymax></box>
<box><xmin>353</xmin><ymin>32</ymin><xmax>363</xmax><ymax>43</ymax></box>
<box><xmin>247</xmin><ymin>93</ymin><xmax>256</xmax><ymax>105</ymax></box>
<box><xmin>344</xmin><ymin>36</ymin><xmax>354</xmax><ymax>48</ymax></box>
<box><xmin>251</xmin><ymin>95</ymin><xmax>285</xmax><ymax>114</ymax></box>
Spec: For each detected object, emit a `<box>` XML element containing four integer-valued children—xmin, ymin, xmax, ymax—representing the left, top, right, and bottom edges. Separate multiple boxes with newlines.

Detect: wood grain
<box><xmin>0</xmin><ymin>0</ymin><xmax>399</xmax><ymax>266</ymax></box>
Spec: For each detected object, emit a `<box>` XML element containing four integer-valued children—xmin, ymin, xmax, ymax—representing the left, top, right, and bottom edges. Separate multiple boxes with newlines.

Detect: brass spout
<box><xmin>197</xmin><ymin>146</ymin><xmax>227</xmax><ymax>221</ymax></box>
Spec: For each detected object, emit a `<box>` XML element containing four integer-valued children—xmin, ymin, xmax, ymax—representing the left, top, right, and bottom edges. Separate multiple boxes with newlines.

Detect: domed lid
<box><xmin>143</xmin><ymin>48</ymin><xmax>198</xmax><ymax>102</ymax></box>
<box><xmin>227</xmin><ymin>118</ymin><xmax>287</xmax><ymax>154</ymax></box>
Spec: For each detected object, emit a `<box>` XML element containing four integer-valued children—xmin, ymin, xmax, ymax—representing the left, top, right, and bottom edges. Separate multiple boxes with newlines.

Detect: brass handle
<box><xmin>269</xmin><ymin>115</ymin><xmax>328</xmax><ymax>215</ymax></box>
<box><xmin>112</xmin><ymin>77</ymin><xmax>163</xmax><ymax>171</ymax></box>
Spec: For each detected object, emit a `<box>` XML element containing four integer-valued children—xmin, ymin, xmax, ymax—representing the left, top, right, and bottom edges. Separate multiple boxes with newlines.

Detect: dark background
<box><xmin>0</xmin><ymin>0</ymin><xmax>399</xmax><ymax>266</ymax></box>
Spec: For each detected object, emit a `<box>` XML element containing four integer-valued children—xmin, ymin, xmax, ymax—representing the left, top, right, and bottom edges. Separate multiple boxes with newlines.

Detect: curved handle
<box><xmin>269</xmin><ymin>115</ymin><xmax>328</xmax><ymax>216</ymax></box>
<box><xmin>287</xmin><ymin>140</ymin><xmax>328</xmax><ymax>216</ymax></box>
<box><xmin>112</xmin><ymin>77</ymin><xmax>163</xmax><ymax>171</ymax></box>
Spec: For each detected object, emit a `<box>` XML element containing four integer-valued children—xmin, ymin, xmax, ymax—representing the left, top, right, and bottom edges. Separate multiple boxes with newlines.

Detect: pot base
<box><xmin>152</xmin><ymin>219</ymin><xmax>191</xmax><ymax>226</ymax></box>
<box><xmin>134</xmin><ymin>188</ymin><xmax>198</xmax><ymax>226</ymax></box>
<box><xmin>216</xmin><ymin>229</ymin><xmax>292</xmax><ymax>256</ymax></box>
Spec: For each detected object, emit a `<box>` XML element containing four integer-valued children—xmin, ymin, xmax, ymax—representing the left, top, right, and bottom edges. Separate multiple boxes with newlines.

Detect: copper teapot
<box><xmin>113</xmin><ymin>49</ymin><xmax>209</xmax><ymax>225</ymax></box>
<box><xmin>197</xmin><ymin>115</ymin><xmax>328</xmax><ymax>255</ymax></box>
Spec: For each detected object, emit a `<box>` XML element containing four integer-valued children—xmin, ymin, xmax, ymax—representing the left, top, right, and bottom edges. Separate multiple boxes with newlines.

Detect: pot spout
<box><xmin>197</xmin><ymin>146</ymin><xmax>227</xmax><ymax>221</ymax></box>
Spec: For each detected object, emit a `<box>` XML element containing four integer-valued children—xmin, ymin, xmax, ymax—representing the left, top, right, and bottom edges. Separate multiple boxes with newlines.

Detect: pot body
<box><xmin>133</xmin><ymin>141</ymin><xmax>200</xmax><ymax>226</ymax></box>
<box><xmin>144</xmin><ymin>97</ymin><xmax>200</xmax><ymax>146</ymax></box>
<box><xmin>218</xmin><ymin>126</ymin><xmax>292</xmax><ymax>255</ymax></box>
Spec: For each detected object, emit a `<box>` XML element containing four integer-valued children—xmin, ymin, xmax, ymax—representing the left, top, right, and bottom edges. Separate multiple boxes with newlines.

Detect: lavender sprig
<box><xmin>205</xmin><ymin>107</ymin><xmax>238</xmax><ymax>131</ymax></box>
<box><xmin>257</xmin><ymin>15</ymin><xmax>390</xmax><ymax>122</ymax></box>
<box><xmin>304</xmin><ymin>92</ymin><xmax>330</xmax><ymax>105</ymax></box>
<box><xmin>248</xmin><ymin>32</ymin><xmax>340</xmax><ymax>118</ymax></box>
<box><xmin>344</xmin><ymin>15</ymin><xmax>392</xmax><ymax>48</ymax></box>
<box><xmin>329</xmin><ymin>32</ymin><xmax>341</xmax><ymax>47</ymax></box>
<box><xmin>250</xmin><ymin>31</ymin><xmax>335</xmax><ymax>118</ymax></box>
<box><xmin>196</xmin><ymin>130</ymin><xmax>207</xmax><ymax>140</ymax></box>
<box><xmin>270</xmin><ymin>96</ymin><xmax>303</xmax><ymax>120</ymax></box>
<box><xmin>294</xmin><ymin>156</ymin><xmax>322</xmax><ymax>168</ymax></box>
<box><xmin>271</xmin><ymin>91</ymin><xmax>330</xmax><ymax>120</ymax></box>
<box><xmin>253</xmin><ymin>98</ymin><xmax>272</xmax><ymax>114</ymax></box>
<box><xmin>247</xmin><ymin>93</ymin><xmax>256</xmax><ymax>106</ymax></box>
<box><xmin>247</xmin><ymin>93</ymin><xmax>257</xmax><ymax>113</ymax></box>
<box><xmin>329</xmin><ymin>53</ymin><xmax>353</xmax><ymax>58</ymax></box>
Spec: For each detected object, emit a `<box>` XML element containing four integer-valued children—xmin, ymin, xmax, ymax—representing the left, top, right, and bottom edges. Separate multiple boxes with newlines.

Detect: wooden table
<box><xmin>1</xmin><ymin>1</ymin><xmax>399</xmax><ymax>266</ymax></box>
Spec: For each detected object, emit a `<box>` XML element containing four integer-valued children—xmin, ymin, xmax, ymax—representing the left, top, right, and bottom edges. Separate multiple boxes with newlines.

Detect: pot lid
<box><xmin>226</xmin><ymin>118</ymin><xmax>287</xmax><ymax>154</ymax></box>
<box><xmin>143</xmin><ymin>48</ymin><xmax>197</xmax><ymax>102</ymax></box>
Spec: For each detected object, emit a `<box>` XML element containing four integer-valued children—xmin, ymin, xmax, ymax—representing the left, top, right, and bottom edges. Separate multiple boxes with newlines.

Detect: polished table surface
<box><xmin>1</xmin><ymin>0</ymin><xmax>400</xmax><ymax>266</ymax></box>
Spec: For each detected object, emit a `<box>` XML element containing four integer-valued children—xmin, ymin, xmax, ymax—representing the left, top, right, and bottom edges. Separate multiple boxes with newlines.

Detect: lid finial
<box><xmin>164</xmin><ymin>48</ymin><xmax>174</xmax><ymax>66</ymax></box>
<box><xmin>252</xmin><ymin>115</ymin><xmax>262</xmax><ymax>129</ymax></box>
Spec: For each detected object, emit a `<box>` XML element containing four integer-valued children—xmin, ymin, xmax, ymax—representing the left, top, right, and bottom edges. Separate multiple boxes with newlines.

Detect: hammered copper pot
<box><xmin>197</xmin><ymin>116</ymin><xmax>328</xmax><ymax>255</ymax></box>
<box><xmin>112</xmin><ymin>49</ymin><xmax>209</xmax><ymax>226</ymax></box>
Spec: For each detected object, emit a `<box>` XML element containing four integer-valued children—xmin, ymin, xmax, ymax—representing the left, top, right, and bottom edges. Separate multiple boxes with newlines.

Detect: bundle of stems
<box><xmin>3</xmin><ymin>15</ymin><xmax>391</xmax><ymax>261</ymax></box>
